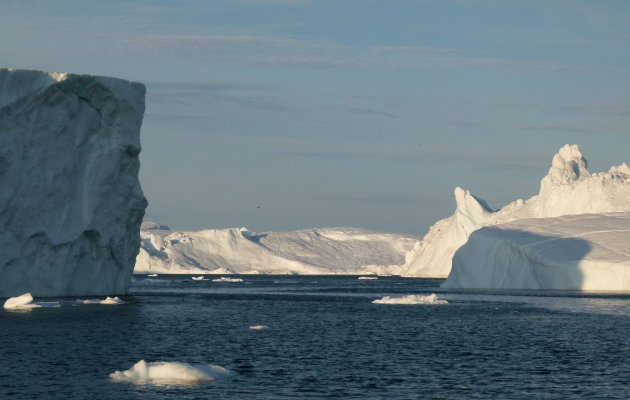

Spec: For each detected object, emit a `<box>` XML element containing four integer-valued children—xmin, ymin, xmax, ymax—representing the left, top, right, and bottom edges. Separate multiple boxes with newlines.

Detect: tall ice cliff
<box><xmin>0</xmin><ymin>69</ymin><xmax>147</xmax><ymax>296</ymax></box>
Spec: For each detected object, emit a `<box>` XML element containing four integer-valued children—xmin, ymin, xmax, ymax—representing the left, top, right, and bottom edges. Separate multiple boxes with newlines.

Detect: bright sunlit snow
<box><xmin>443</xmin><ymin>212</ymin><xmax>630</xmax><ymax>290</ymax></box>
<box><xmin>401</xmin><ymin>145</ymin><xmax>630</xmax><ymax>279</ymax></box>
<box><xmin>136</xmin><ymin>224</ymin><xmax>418</xmax><ymax>275</ymax></box>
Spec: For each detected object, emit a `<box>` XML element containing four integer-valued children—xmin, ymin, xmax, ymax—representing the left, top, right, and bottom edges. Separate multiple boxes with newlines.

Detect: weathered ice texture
<box><xmin>443</xmin><ymin>213</ymin><xmax>630</xmax><ymax>290</ymax></box>
<box><xmin>400</xmin><ymin>144</ymin><xmax>630</xmax><ymax>277</ymax></box>
<box><xmin>0</xmin><ymin>69</ymin><xmax>147</xmax><ymax>297</ymax></box>
<box><xmin>135</xmin><ymin>222</ymin><xmax>418</xmax><ymax>275</ymax></box>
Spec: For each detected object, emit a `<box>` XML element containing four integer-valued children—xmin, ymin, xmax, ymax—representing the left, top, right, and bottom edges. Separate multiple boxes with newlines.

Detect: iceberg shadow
<box><xmin>443</xmin><ymin>227</ymin><xmax>594</xmax><ymax>290</ymax></box>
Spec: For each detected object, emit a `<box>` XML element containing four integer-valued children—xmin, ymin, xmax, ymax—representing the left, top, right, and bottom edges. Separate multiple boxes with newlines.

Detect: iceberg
<box><xmin>401</xmin><ymin>145</ymin><xmax>630</xmax><ymax>278</ymax></box>
<box><xmin>372</xmin><ymin>293</ymin><xmax>448</xmax><ymax>305</ymax></box>
<box><xmin>0</xmin><ymin>69</ymin><xmax>147</xmax><ymax>297</ymax></box>
<box><xmin>443</xmin><ymin>213</ymin><xmax>630</xmax><ymax>290</ymax></box>
<box><xmin>135</xmin><ymin>224</ymin><xmax>418</xmax><ymax>275</ymax></box>
<box><xmin>109</xmin><ymin>360</ymin><xmax>233</xmax><ymax>385</ymax></box>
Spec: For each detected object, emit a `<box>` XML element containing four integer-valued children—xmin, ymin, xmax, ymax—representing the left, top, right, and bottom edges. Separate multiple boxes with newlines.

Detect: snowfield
<box><xmin>135</xmin><ymin>224</ymin><xmax>418</xmax><ymax>275</ymax></box>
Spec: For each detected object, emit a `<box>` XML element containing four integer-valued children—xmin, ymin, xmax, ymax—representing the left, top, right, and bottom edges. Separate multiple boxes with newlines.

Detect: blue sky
<box><xmin>3</xmin><ymin>0</ymin><xmax>630</xmax><ymax>235</ymax></box>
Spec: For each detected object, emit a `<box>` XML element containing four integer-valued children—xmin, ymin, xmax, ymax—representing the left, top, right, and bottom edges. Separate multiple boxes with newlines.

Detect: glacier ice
<box><xmin>401</xmin><ymin>144</ymin><xmax>630</xmax><ymax>278</ymax></box>
<box><xmin>135</xmin><ymin>224</ymin><xmax>418</xmax><ymax>275</ymax></box>
<box><xmin>109</xmin><ymin>360</ymin><xmax>233</xmax><ymax>385</ymax></box>
<box><xmin>443</xmin><ymin>213</ymin><xmax>630</xmax><ymax>290</ymax></box>
<box><xmin>372</xmin><ymin>294</ymin><xmax>448</xmax><ymax>305</ymax></box>
<box><xmin>0</xmin><ymin>69</ymin><xmax>147</xmax><ymax>297</ymax></box>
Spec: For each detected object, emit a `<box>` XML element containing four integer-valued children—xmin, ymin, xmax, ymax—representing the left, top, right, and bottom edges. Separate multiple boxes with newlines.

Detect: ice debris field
<box><xmin>3</xmin><ymin>292</ymin><xmax>125</xmax><ymax>310</ymax></box>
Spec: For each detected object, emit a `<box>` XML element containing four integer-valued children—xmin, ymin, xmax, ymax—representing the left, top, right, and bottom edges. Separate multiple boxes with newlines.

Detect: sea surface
<box><xmin>3</xmin><ymin>275</ymin><xmax>630</xmax><ymax>399</ymax></box>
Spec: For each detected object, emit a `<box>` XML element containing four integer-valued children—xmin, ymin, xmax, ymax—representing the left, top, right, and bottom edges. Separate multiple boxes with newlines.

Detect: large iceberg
<box><xmin>443</xmin><ymin>213</ymin><xmax>630</xmax><ymax>290</ymax></box>
<box><xmin>0</xmin><ymin>69</ymin><xmax>147</xmax><ymax>297</ymax></box>
<box><xmin>135</xmin><ymin>223</ymin><xmax>418</xmax><ymax>275</ymax></box>
<box><xmin>400</xmin><ymin>144</ymin><xmax>630</xmax><ymax>278</ymax></box>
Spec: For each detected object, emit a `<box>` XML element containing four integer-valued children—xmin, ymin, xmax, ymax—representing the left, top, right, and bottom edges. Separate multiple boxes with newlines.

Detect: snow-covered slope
<box><xmin>135</xmin><ymin>222</ymin><xmax>418</xmax><ymax>275</ymax></box>
<box><xmin>0</xmin><ymin>69</ymin><xmax>147</xmax><ymax>297</ymax></box>
<box><xmin>400</xmin><ymin>145</ymin><xmax>630</xmax><ymax>277</ymax></box>
<box><xmin>443</xmin><ymin>213</ymin><xmax>630</xmax><ymax>290</ymax></box>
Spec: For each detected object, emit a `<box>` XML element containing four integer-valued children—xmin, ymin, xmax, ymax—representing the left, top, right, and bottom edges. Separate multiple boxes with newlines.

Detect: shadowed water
<box><xmin>2</xmin><ymin>275</ymin><xmax>630</xmax><ymax>399</ymax></box>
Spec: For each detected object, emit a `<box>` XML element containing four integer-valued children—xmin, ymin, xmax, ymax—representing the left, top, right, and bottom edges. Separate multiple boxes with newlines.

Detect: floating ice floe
<box><xmin>249</xmin><ymin>325</ymin><xmax>269</xmax><ymax>330</ymax></box>
<box><xmin>372</xmin><ymin>293</ymin><xmax>448</xmax><ymax>305</ymax></box>
<box><xmin>3</xmin><ymin>293</ymin><xmax>60</xmax><ymax>310</ymax></box>
<box><xmin>212</xmin><ymin>277</ymin><xmax>244</xmax><ymax>283</ymax></box>
<box><xmin>192</xmin><ymin>276</ymin><xmax>207</xmax><ymax>281</ymax></box>
<box><xmin>80</xmin><ymin>296</ymin><xmax>125</xmax><ymax>305</ymax></box>
<box><xmin>101</xmin><ymin>296</ymin><xmax>125</xmax><ymax>305</ymax></box>
<box><xmin>109</xmin><ymin>360</ymin><xmax>233</xmax><ymax>385</ymax></box>
<box><xmin>358</xmin><ymin>276</ymin><xmax>378</xmax><ymax>280</ymax></box>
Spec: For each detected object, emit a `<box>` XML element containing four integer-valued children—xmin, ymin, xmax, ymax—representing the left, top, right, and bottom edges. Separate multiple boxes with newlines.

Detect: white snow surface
<box><xmin>0</xmin><ymin>69</ymin><xmax>147</xmax><ymax>297</ymax></box>
<box><xmin>109</xmin><ymin>360</ymin><xmax>233</xmax><ymax>385</ymax></box>
<box><xmin>372</xmin><ymin>294</ymin><xmax>448</xmax><ymax>305</ymax></box>
<box><xmin>135</xmin><ymin>224</ymin><xmax>418</xmax><ymax>275</ymax></box>
<box><xmin>400</xmin><ymin>144</ymin><xmax>630</xmax><ymax>277</ymax></box>
<box><xmin>443</xmin><ymin>212</ymin><xmax>630</xmax><ymax>290</ymax></box>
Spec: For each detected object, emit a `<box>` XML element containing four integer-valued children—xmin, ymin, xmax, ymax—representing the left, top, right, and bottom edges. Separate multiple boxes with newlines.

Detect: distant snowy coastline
<box><xmin>135</xmin><ymin>224</ymin><xmax>418</xmax><ymax>275</ymax></box>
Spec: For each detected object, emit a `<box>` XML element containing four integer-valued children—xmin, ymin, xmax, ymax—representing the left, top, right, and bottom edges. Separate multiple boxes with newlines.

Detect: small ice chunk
<box><xmin>372</xmin><ymin>293</ymin><xmax>448</xmax><ymax>305</ymax></box>
<box><xmin>4</xmin><ymin>293</ymin><xmax>39</xmax><ymax>309</ymax></box>
<box><xmin>3</xmin><ymin>293</ymin><xmax>61</xmax><ymax>310</ymax></box>
<box><xmin>100</xmin><ymin>296</ymin><xmax>125</xmax><ymax>305</ymax></box>
<box><xmin>109</xmin><ymin>360</ymin><xmax>233</xmax><ymax>385</ymax></box>
<box><xmin>212</xmin><ymin>277</ymin><xmax>244</xmax><ymax>283</ymax></box>
<box><xmin>358</xmin><ymin>276</ymin><xmax>378</xmax><ymax>280</ymax></box>
<box><xmin>249</xmin><ymin>325</ymin><xmax>269</xmax><ymax>330</ymax></box>
<box><xmin>192</xmin><ymin>276</ymin><xmax>207</xmax><ymax>281</ymax></box>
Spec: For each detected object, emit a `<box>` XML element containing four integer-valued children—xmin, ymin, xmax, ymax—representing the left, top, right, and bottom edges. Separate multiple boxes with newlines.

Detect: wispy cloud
<box><xmin>146</xmin><ymin>81</ymin><xmax>291</xmax><ymax>111</ymax></box>
<box><xmin>115</xmin><ymin>32</ymin><xmax>584</xmax><ymax>72</ymax></box>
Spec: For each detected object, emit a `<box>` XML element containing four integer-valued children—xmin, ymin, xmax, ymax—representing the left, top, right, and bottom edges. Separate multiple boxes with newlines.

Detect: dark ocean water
<box><xmin>2</xmin><ymin>275</ymin><xmax>630</xmax><ymax>399</ymax></box>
